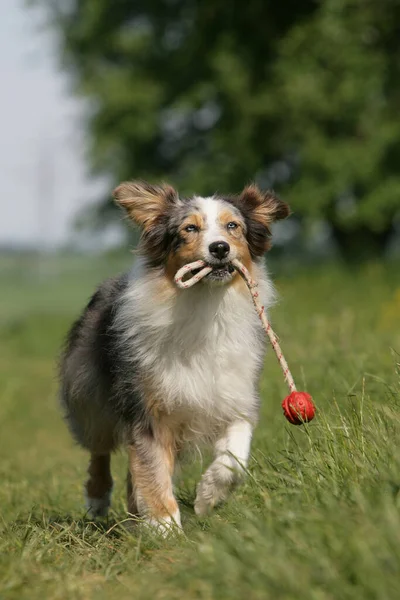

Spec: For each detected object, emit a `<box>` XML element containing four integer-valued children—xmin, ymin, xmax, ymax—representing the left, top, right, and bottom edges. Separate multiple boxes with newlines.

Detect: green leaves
<box><xmin>271</xmin><ymin>0</ymin><xmax>400</xmax><ymax>234</ymax></box>
<box><xmin>35</xmin><ymin>0</ymin><xmax>400</xmax><ymax>255</ymax></box>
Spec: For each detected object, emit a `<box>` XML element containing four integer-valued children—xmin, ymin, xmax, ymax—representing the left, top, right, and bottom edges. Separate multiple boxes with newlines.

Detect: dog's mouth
<box><xmin>191</xmin><ymin>263</ymin><xmax>235</xmax><ymax>282</ymax></box>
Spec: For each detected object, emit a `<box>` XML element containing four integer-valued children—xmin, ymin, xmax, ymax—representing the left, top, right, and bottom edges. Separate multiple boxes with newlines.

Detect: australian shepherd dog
<box><xmin>60</xmin><ymin>181</ymin><xmax>290</xmax><ymax>534</ymax></box>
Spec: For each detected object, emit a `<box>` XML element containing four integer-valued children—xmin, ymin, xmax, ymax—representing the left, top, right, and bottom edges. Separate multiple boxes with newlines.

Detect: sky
<box><xmin>0</xmin><ymin>1</ymin><xmax>106</xmax><ymax>248</ymax></box>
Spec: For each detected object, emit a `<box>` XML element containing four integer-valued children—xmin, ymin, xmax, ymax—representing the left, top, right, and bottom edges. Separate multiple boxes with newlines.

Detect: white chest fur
<box><xmin>115</xmin><ymin>262</ymin><xmax>275</xmax><ymax>434</ymax></box>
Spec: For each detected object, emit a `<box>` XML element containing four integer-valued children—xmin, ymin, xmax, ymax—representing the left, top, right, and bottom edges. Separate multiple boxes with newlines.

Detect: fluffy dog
<box><xmin>60</xmin><ymin>181</ymin><xmax>290</xmax><ymax>533</ymax></box>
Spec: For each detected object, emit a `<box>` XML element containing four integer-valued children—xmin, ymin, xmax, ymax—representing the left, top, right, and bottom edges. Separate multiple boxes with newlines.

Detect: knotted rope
<box><xmin>174</xmin><ymin>259</ymin><xmax>316</xmax><ymax>424</ymax></box>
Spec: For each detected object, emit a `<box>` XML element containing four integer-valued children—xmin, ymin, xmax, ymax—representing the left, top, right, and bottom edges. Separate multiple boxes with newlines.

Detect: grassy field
<box><xmin>1</xmin><ymin>253</ymin><xmax>400</xmax><ymax>599</ymax></box>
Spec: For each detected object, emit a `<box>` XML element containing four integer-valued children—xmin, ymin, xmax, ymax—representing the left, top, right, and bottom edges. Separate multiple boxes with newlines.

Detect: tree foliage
<box><xmin>38</xmin><ymin>0</ymin><xmax>400</xmax><ymax>256</ymax></box>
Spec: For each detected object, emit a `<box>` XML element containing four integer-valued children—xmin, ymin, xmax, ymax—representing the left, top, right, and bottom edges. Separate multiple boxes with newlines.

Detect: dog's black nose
<box><xmin>209</xmin><ymin>241</ymin><xmax>230</xmax><ymax>260</ymax></box>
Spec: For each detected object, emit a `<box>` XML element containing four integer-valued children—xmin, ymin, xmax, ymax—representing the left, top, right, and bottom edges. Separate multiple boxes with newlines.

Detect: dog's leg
<box><xmin>126</xmin><ymin>468</ymin><xmax>138</xmax><ymax>517</ymax></box>
<box><xmin>195</xmin><ymin>420</ymin><xmax>252</xmax><ymax>516</ymax></box>
<box><xmin>127</xmin><ymin>426</ymin><xmax>181</xmax><ymax>535</ymax></box>
<box><xmin>85</xmin><ymin>453</ymin><xmax>113</xmax><ymax>518</ymax></box>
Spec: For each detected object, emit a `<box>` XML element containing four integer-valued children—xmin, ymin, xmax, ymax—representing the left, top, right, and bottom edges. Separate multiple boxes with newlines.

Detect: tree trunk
<box><xmin>331</xmin><ymin>224</ymin><xmax>394</xmax><ymax>263</ymax></box>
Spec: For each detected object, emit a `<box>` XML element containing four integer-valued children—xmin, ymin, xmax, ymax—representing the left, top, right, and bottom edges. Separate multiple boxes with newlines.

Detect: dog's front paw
<box><xmin>85</xmin><ymin>489</ymin><xmax>112</xmax><ymax>518</ymax></box>
<box><xmin>194</xmin><ymin>481</ymin><xmax>216</xmax><ymax>517</ymax></box>
<box><xmin>195</xmin><ymin>459</ymin><xmax>243</xmax><ymax>516</ymax></box>
<box><xmin>141</xmin><ymin>512</ymin><xmax>183</xmax><ymax>537</ymax></box>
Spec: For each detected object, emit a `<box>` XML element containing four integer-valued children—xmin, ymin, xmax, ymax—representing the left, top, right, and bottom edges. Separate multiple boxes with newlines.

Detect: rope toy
<box><xmin>174</xmin><ymin>259</ymin><xmax>316</xmax><ymax>425</ymax></box>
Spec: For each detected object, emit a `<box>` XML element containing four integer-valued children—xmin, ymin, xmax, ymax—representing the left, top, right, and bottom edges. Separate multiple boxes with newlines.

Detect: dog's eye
<box><xmin>184</xmin><ymin>224</ymin><xmax>199</xmax><ymax>233</ymax></box>
<box><xmin>227</xmin><ymin>222</ymin><xmax>238</xmax><ymax>230</ymax></box>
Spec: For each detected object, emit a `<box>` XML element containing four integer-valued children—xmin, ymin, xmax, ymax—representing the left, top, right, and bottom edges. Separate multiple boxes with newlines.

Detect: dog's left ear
<box><xmin>239</xmin><ymin>184</ymin><xmax>290</xmax><ymax>226</ymax></box>
<box><xmin>238</xmin><ymin>184</ymin><xmax>291</xmax><ymax>255</ymax></box>
<box><xmin>113</xmin><ymin>180</ymin><xmax>178</xmax><ymax>231</ymax></box>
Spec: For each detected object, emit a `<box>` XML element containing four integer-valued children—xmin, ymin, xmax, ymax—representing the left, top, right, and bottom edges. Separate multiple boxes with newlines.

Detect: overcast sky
<box><xmin>0</xmin><ymin>1</ymin><xmax>105</xmax><ymax>248</ymax></box>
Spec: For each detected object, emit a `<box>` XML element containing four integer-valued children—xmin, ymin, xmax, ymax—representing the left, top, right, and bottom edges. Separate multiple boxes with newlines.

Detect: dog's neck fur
<box><xmin>114</xmin><ymin>258</ymin><xmax>275</xmax><ymax>436</ymax></box>
<box><xmin>118</xmin><ymin>257</ymin><xmax>274</xmax><ymax>346</ymax></box>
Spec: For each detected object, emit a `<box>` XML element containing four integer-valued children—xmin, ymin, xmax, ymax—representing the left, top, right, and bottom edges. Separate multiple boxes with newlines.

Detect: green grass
<box><xmin>1</xmin><ymin>253</ymin><xmax>400</xmax><ymax>599</ymax></box>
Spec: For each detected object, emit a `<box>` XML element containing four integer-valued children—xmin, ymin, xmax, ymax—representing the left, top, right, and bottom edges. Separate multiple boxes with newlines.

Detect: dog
<box><xmin>59</xmin><ymin>181</ymin><xmax>290</xmax><ymax>533</ymax></box>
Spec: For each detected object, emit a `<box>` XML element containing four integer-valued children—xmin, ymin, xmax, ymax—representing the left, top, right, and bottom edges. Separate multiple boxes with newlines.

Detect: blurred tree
<box><xmin>36</xmin><ymin>0</ymin><xmax>400</xmax><ymax>259</ymax></box>
<box><xmin>272</xmin><ymin>0</ymin><xmax>400</xmax><ymax>260</ymax></box>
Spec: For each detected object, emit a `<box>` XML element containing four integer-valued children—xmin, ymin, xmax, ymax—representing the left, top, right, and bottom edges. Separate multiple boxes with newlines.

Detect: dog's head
<box><xmin>114</xmin><ymin>181</ymin><xmax>290</xmax><ymax>285</ymax></box>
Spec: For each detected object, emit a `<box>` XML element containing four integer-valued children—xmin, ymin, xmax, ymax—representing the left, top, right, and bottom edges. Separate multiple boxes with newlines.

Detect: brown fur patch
<box><xmin>217</xmin><ymin>207</ymin><xmax>252</xmax><ymax>288</ymax></box>
<box><xmin>217</xmin><ymin>208</ymin><xmax>244</xmax><ymax>240</ymax></box>
<box><xmin>127</xmin><ymin>423</ymin><xmax>178</xmax><ymax>519</ymax></box>
<box><xmin>140</xmin><ymin>376</ymin><xmax>165</xmax><ymax>419</ymax></box>
<box><xmin>165</xmin><ymin>212</ymin><xmax>205</xmax><ymax>282</ymax></box>
<box><xmin>180</xmin><ymin>213</ymin><xmax>205</xmax><ymax>234</ymax></box>
<box><xmin>175</xmin><ymin>213</ymin><xmax>205</xmax><ymax>263</ymax></box>
<box><xmin>113</xmin><ymin>181</ymin><xmax>177</xmax><ymax>231</ymax></box>
<box><xmin>86</xmin><ymin>454</ymin><xmax>113</xmax><ymax>499</ymax></box>
<box><xmin>232</xmin><ymin>258</ymin><xmax>254</xmax><ymax>293</ymax></box>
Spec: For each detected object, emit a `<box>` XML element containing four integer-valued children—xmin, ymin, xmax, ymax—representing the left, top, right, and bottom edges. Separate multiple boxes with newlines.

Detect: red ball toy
<box><xmin>282</xmin><ymin>391</ymin><xmax>315</xmax><ymax>425</ymax></box>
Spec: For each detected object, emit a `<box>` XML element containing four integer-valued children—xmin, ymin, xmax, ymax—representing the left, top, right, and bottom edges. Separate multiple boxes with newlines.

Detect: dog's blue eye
<box><xmin>184</xmin><ymin>224</ymin><xmax>198</xmax><ymax>233</ymax></box>
<box><xmin>227</xmin><ymin>222</ymin><xmax>238</xmax><ymax>230</ymax></box>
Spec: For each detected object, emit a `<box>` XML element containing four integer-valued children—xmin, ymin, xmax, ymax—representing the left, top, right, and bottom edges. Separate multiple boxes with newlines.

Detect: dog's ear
<box><xmin>113</xmin><ymin>181</ymin><xmax>178</xmax><ymax>230</ymax></box>
<box><xmin>239</xmin><ymin>184</ymin><xmax>290</xmax><ymax>225</ymax></box>
<box><xmin>238</xmin><ymin>184</ymin><xmax>290</xmax><ymax>255</ymax></box>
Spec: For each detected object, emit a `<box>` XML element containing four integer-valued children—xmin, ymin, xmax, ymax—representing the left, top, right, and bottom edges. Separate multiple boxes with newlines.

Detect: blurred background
<box><xmin>2</xmin><ymin>0</ymin><xmax>400</xmax><ymax>261</ymax></box>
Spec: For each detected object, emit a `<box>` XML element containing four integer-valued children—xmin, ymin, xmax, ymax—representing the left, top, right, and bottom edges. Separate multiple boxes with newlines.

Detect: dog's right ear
<box><xmin>113</xmin><ymin>181</ymin><xmax>178</xmax><ymax>231</ymax></box>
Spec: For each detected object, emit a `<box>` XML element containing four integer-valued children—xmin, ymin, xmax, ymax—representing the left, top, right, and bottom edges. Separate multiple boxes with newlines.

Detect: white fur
<box><xmin>143</xmin><ymin>511</ymin><xmax>182</xmax><ymax>537</ymax></box>
<box><xmin>195</xmin><ymin>196</ymin><xmax>231</xmax><ymax>257</ymax></box>
<box><xmin>195</xmin><ymin>420</ymin><xmax>253</xmax><ymax>515</ymax></box>
<box><xmin>115</xmin><ymin>256</ymin><xmax>275</xmax><ymax>442</ymax></box>
<box><xmin>133</xmin><ymin>486</ymin><xmax>182</xmax><ymax>535</ymax></box>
